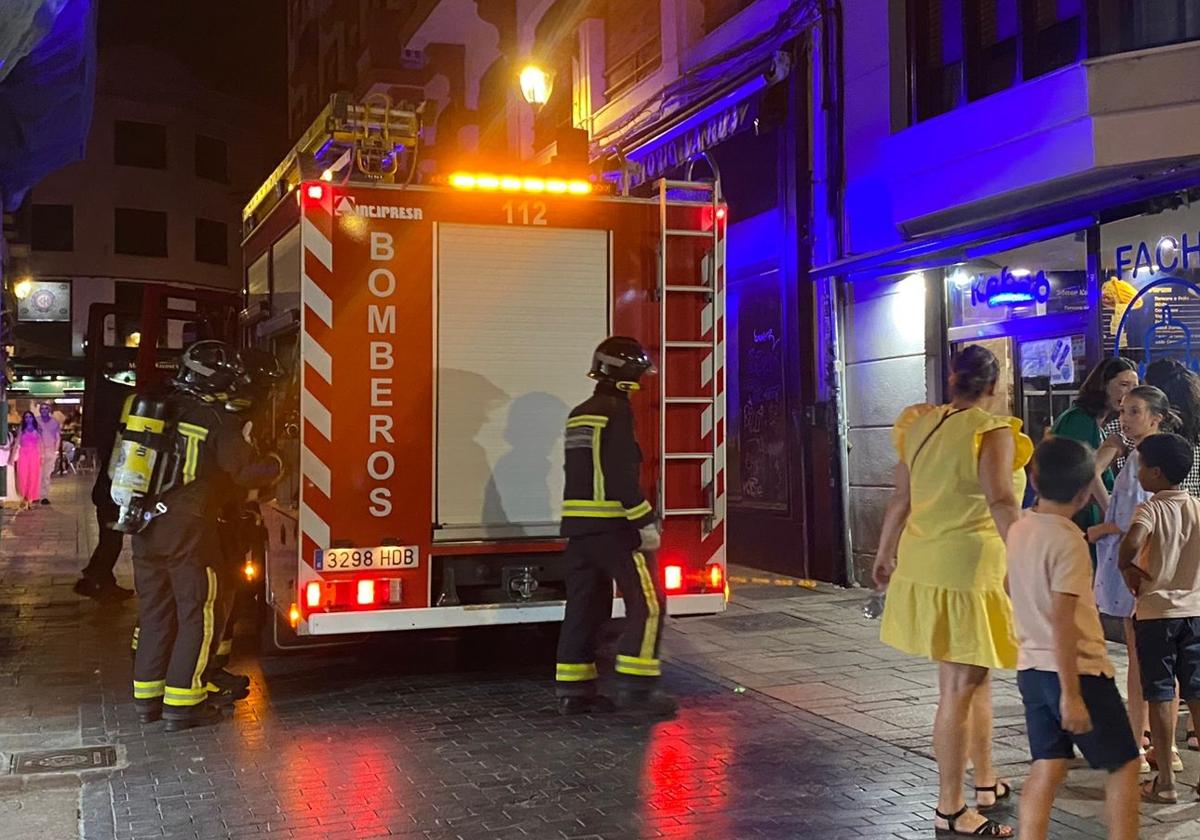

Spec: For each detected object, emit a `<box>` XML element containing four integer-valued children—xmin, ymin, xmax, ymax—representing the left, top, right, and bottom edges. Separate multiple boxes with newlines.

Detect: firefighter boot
<box><xmin>206</xmin><ymin>681</ymin><xmax>250</xmax><ymax>706</ymax></box>
<box><xmin>163</xmin><ymin>701</ymin><xmax>222</xmax><ymax>732</ymax></box>
<box><xmin>557</xmin><ymin>695</ymin><xmax>616</xmax><ymax>716</ymax></box>
<box><xmin>616</xmin><ymin>686</ymin><xmax>678</xmax><ymax>718</ymax></box>
<box><xmin>208</xmin><ymin>668</ymin><xmax>251</xmax><ymax>692</ymax></box>
<box><xmin>135</xmin><ymin>700</ymin><xmax>162</xmax><ymax>724</ymax></box>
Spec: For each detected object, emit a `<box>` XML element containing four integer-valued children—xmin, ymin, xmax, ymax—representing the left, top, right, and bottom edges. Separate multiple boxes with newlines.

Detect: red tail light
<box><xmin>305</xmin><ymin>183</ymin><xmax>324</xmax><ymax>201</ymax></box>
<box><xmin>664</xmin><ymin>565</ymin><xmax>684</xmax><ymax>592</ymax></box>
<box><xmin>356</xmin><ymin>579</ymin><xmax>376</xmax><ymax>606</ymax></box>
<box><xmin>305</xmin><ymin>581</ymin><xmax>322</xmax><ymax>608</ymax></box>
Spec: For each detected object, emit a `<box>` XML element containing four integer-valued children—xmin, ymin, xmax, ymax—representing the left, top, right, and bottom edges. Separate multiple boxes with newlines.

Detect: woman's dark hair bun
<box><xmin>951</xmin><ymin>344</ymin><xmax>1000</xmax><ymax>400</ymax></box>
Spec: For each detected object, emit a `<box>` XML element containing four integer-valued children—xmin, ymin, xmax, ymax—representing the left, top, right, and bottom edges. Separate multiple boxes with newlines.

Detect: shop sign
<box><xmin>633</xmin><ymin>100</ymin><xmax>753</xmax><ymax>186</ymax></box>
<box><xmin>970</xmin><ymin>267</ymin><xmax>1052</xmax><ymax>308</ymax></box>
<box><xmin>1114</xmin><ymin>233</ymin><xmax>1200</xmax><ymax>276</ymax></box>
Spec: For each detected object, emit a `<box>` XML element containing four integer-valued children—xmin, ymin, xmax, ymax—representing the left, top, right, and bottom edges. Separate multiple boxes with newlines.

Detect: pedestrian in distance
<box><xmin>874</xmin><ymin>344</ymin><xmax>1033</xmax><ymax>838</ymax></box>
<box><xmin>1008</xmin><ymin>437</ymin><xmax>1140</xmax><ymax>840</ymax></box>
<box><xmin>1118</xmin><ymin>433</ymin><xmax>1200</xmax><ymax>804</ymax></box>
<box><xmin>555</xmin><ymin>336</ymin><xmax>676</xmax><ymax>717</ymax></box>
<box><xmin>37</xmin><ymin>402</ymin><xmax>61</xmax><ymax>504</ymax></box>
<box><xmin>14</xmin><ymin>411</ymin><xmax>43</xmax><ymax>510</ymax></box>
<box><xmin>74</xmin><ymin>377</ymin><xmax>136</xmax><ymax>602</ymax></box>
<box><xmin>1053</xmin><ymin>357</ymin><xmax>1139</xmax><ymax>535</ymax></box>
<box><xmin>1089</xmin><ymin>385</ymin><xmax>1182</xmax><ymax>773</ymax></box>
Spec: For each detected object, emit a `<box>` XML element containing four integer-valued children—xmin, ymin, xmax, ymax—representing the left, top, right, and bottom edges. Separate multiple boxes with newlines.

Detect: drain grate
<box><xmin>8</xmin><ymin>746</ymin><xmax>118</xmax><ymax>775</ymax></box>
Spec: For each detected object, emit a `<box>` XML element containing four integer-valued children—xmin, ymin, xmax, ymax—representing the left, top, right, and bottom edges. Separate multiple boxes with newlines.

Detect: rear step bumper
<box><xmin>299</xmin><ymin>592</ymin><xmax>726</xmax><ymax>635</ymax></box>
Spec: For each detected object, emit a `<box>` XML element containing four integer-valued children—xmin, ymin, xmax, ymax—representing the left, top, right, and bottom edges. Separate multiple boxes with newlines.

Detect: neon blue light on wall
<box><xmin>971</xmin><ymin>268</ymin><xmax>1052</xmax><ymax>308</ymax></box>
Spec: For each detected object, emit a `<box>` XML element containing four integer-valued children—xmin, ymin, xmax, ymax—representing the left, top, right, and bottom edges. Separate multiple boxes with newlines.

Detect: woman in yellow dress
<box><xmin>873</xmin><ymin>345</ymin><xmax>1032</xmax><ymax>838</ymax></box>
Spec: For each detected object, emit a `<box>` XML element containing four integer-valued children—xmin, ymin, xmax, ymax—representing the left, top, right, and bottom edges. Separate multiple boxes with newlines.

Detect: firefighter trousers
<box><xmin>555</xmin><ymin>530</ymin><xmax>666</xmax><ymax>697</ymax></box>
<box><xmin>131</xmin><ymin>523</ymin><xmax>219</xmax><ymax>710</ymax></box>
<box><xmin>207</xmin><ymin>522</ymin><xmax>243</xmax><ymax>671</ymax></box>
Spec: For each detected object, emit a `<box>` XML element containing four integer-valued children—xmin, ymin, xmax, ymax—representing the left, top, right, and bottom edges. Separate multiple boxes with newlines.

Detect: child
<box><xmin>1089</xmin><ymin>384</ymin><xmax>1181</xmax><ymax>771</ymax></box>
<box><xmin>1009</xmin><ymin>437</ymin><xmax>1140</xmax><ymax>839</ymax></box>
<box><xmin>1118</xmin><ymin>432</ymin><xmax>1200</xmax><ymax>804</ymax></box>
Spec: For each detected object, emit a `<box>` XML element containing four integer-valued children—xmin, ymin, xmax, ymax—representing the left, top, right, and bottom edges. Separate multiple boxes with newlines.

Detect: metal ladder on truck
<box><xmin>656</xmin><ymin>177</ymin><xmax>724</xmax><ymax>533</ymax></box>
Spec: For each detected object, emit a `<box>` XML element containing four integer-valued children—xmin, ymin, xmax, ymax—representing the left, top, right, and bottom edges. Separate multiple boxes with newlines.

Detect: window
<box><xmin>114</xmin><ymin>208</ymin><xmax>168</xmax><ymax>257</ymax></box>
<box><xmin>702</xmin><ymin>0</ymin><xmax>754</xmax><ymax>34</ymax></box>
<box><xmin>965</xmin><ymin>0</ymin><xmax>1020</xmax><ymax>101</ymax></box>
<box><xmin>194</xmin><ymin>218</ymin><xmax>228</xmax><ymax>265</ymax></box>
<box><xmin>195</xmin><ymin>135</ymin><xmax>228</xmax><ymax>182</ymax></box>
<box><xmin>30</xmin><ymin>204</ymin><xmax>73</xmax><ymax>252</ymax></box>
<box><xmin>1023</xmin><ymin>0</ymin><xmax>1084</xmax><ymax>79</ymax></box>
<box><xmin>113</xmin><ymin>120</ymin><xmax>167</xmax><ymax>169</ymax></box>
<box><xmin>604</xmin><ymin>0</ymin><xmax>661</xmax><ymax>99</ymax></box>
<box><xmin>907</xmin><ymin>0</ymin><xmax>1194</xmax><ymax>124</ymax></box>
<box><xmin>908</xmin><ymin>0</ymin><xmax>964</xmax><ymax>122</ymax></box>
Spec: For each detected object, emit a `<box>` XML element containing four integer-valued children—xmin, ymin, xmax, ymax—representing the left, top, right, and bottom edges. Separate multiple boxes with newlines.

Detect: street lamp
<box><xmin>13</xmin><ymin>277</ymin><xmax>33</xmax><ymax>300</ymax></box>
<box><xmin>518</xmin><ymin>64</ymin><xmax>553</xmax><ymax>108</ymax></box>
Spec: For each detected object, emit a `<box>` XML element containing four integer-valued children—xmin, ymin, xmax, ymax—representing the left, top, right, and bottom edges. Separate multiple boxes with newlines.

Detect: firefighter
<box><xmin>202</xmin><ymin>347</ymin><xmax>284</xmax><ymax>705</ymax></box>
<box><xmin>131</xmin><ymin>341</ymin><xmax>282</xmax><ymax>731</ymax></box>
<box><xmin>555</xmin><ymin>336</ymin><xmax>676</xmax><ymax>717</ymax></box>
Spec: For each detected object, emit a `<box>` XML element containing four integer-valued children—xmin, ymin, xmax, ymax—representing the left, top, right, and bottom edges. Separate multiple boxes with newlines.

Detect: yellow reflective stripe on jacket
<box><xmin>562</xmin><ymin>500</ymin><xmax>626</xmax><ymax>518</ymax></box>
<box><xmin>632</xmin><ymin>552</ymin><xmax>661</xmax><ymax>661</ymax></box>
<box><xmin>615</xmin><ymin>654</ymin><xmax>661</xmax><ymax>677</ymax></box>
<box><xmin>566</xmin><ymin>415</ymin><xmax>609</xmax><ymax>429</ymax></box>
<box><xmin>625</xmin><ymin>501</ymin><xmax>653</xmax><ymax>521</ymax></box>
<box><xmin>133</xmin><ymin>679</ymin><xmax>165</xmax><ymax>699</ymax></box>
<box><xmin>177</xmin><ymin>422</ymin><xmax>209</xmax><ymax>484</ymax></box>
<box><xmin>555</xmin><ymin>662</ymin><xmax>598</xmax><ymax>682</ymax></box>
<box><xmin>591</xmin><ymin>426</ymin><xmax>604</xmax><ymax>501</ymax></box>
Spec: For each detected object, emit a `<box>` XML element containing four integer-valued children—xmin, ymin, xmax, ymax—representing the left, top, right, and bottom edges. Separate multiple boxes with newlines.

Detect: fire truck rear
<box><xmin>241</xmin><ymin>96</ymin><xmax>727</xmax><ymax>644</ymax></box>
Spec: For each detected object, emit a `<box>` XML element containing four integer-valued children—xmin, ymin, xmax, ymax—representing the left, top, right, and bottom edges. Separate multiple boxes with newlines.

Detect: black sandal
<box><xmin>974</xmin><ymin>780</ymin><xmax>1012</xmax><ymax>812</ymax></box>
<box><xmin>935</xmin><ymin>805</ymin><xmax>1013</xmax><ymax>837</ymax></box>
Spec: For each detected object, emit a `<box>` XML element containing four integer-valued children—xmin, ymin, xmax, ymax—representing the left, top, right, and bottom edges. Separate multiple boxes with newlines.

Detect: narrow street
<box><xmin>0</xmin><ymin>475</ymin><xmax>1165</xmax><ymax>839</ymax></box>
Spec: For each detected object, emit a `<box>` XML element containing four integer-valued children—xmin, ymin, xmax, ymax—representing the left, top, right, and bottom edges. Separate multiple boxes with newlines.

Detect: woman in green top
<box><xmin>1050</xmin><ymin>356</ymin><xmax>1138</xmax><ymax>530</ymax></box>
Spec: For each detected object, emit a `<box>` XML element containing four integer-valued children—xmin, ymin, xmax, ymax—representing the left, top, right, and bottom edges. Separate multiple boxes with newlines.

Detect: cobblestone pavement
<box><xmin>1</xmin><ymin>476</ymin><xmax>1196</xmax><ymax>838</ymax></box>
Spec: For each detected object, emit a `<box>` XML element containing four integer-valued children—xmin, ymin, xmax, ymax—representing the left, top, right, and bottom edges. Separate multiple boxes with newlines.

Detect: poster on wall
<box><xmin>16</xmin><ymin>280</ymin><xmax>70</xmax><ymax>322</ymax></box>
<box><xmin>733</xmin><ymin>278</ymin><xmax>789</xmax><ymax>512</ymax></box>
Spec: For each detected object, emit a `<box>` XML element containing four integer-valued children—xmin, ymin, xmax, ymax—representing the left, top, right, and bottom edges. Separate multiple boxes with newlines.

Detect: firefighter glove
<box><xmin>638</xmin><ymin>524</ymin><xmax>661</xmax><ymax>552</ymax></box>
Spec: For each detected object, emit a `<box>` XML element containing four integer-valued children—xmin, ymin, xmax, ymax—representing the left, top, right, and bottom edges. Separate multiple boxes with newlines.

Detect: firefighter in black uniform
<box><xmin>131</xmin><ymin>342</ymin><xmax>282</xmax><ymax>731</ymax></box>
<box><xmin>555</xmin><ymin>336</ymin><xmax>676</xmax><ymax>717</ymax></box>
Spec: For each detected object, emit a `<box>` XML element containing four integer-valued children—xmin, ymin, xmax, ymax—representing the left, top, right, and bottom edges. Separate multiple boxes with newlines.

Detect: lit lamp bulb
<box><xmin>13</xmin><ymin>278</ymin><xmax>33</xmax><ymax>300</ymax></box>
<box><xmin>519</xmin><ymin>64</ymin><xmax>553</xmax><ymax>107</ymax></box>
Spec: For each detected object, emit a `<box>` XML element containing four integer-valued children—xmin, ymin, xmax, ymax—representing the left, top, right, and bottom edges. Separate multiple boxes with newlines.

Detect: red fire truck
<box><xmin>241</xmin><ymin>97</ymin><xmax>727</xmax><ymax>643</ymax></box>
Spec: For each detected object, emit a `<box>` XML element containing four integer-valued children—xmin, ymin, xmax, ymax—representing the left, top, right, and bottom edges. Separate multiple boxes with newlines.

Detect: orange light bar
<box><xmin>305</xmin><ymin>581</ymin><xmax>322</xmax><ymax>608</ymax></box>
<box><xmin>288</xmin><ymin>603</ymin><xmax>301</xmax><ymax>626</ymax></box>
<box><xmin>447</xmin><ymin>171</ymin><xmax>591</xmax><ymax>196</ymax></box>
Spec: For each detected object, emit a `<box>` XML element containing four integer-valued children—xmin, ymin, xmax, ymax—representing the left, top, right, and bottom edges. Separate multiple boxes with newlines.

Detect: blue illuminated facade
<box><xmin>815</xmin><ymin>4</ymin><xmax>1200</xmax><ymax>586</ymax></box>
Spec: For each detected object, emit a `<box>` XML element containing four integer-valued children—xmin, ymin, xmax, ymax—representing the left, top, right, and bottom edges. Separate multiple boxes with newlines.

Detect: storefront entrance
<box><xmin>951</xmin><ymin>332</ymin><xmax>1087</xmax><ymax>446</ymax></box>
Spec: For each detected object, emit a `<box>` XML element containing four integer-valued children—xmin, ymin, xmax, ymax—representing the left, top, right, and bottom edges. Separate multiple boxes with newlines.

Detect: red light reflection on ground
<box><xmin>277</xmin><ymin>729</ymin><xmax>394</xmax><ymax>838</ymax></box>
<box><xmin>640</xmin><ymin>709</ymin><xmax>734</xmax><ymax>837</ymax></box>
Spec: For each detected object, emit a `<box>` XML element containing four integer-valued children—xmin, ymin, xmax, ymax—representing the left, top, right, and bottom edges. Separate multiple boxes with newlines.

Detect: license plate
<box><xmin>314</xmin><ymin>545</ymin><xmax>419</xmax><ymax>571</ymax></box>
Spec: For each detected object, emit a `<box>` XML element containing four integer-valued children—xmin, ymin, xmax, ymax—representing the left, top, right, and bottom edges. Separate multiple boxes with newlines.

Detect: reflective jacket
<box><xmin>561</xmin><ymin>382</ymin><xmax>656</xmax><ymax>537</ymax></box>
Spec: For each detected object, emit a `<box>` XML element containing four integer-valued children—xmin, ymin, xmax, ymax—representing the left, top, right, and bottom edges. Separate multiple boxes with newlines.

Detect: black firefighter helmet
<box><xmin>588</xmin><ymin>336</ymin><xmax>655</xmax><ymax>391</ymax></box>
<box><xmin>227</xmin><ymin>347</ymin><xmax>285</xmax><ymax>411</ymax></box>
<box><xmin>175</xmin><ymin>340</ymin><xmax>241</xmax><ymax>400</ymax></box>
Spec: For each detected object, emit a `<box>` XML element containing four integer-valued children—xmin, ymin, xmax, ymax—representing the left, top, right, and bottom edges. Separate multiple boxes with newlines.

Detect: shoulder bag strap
<box><xmin>908</xmin><ymin>408</ymin><xmax>965</xmax><ymax>472</ymax></box>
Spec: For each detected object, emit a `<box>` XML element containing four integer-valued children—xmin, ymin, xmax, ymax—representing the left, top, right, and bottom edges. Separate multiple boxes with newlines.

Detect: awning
<box><xmin>598</xmin><ymin>1</ymin><xmax>819</xmax><ymax>188</ymax></box>
<box><xmin>0</xmin><ymin>0</ymin><xmax>96</xmax><ymax>207</ymax></box>
<box><xmin>813</xmin><ymin>158</ymin><xmax>1200</xmax><ymax>281</ymax></box>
